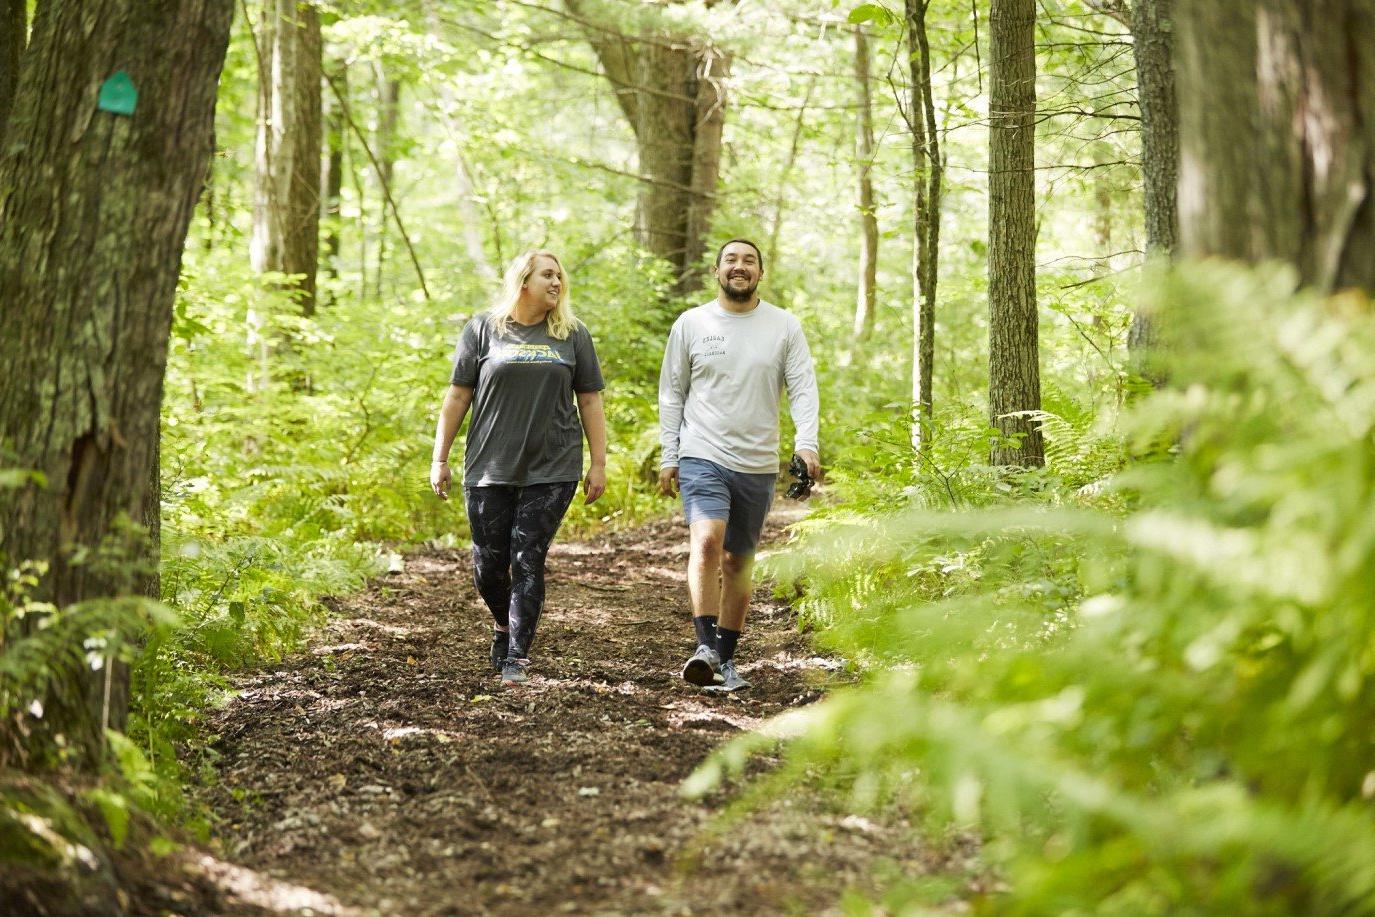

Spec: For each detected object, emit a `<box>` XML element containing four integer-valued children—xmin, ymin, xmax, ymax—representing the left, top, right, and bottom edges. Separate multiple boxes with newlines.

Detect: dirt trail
<box><xmin>188</xmin><ymin>510</ymin><xmax>943</xmax><ymax>915</ymax></box>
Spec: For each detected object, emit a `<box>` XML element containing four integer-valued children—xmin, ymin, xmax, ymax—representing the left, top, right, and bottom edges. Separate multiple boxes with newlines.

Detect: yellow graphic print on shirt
<box><xmin>498</xmin><ymin>342</ymin><xmax>563</xmax><ymax>363</ymax></box>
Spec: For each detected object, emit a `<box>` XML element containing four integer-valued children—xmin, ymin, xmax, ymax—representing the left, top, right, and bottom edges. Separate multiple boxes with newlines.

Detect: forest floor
<box><xmin>146</xmin><ymin>508</ymin><xmax>973</xmax><ymax>914</ymax></box>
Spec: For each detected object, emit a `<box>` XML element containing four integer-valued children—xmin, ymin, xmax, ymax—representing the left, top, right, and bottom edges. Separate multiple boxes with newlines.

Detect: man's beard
<box><xmin>719</xmin><ymin>273</ymin><xmax>758</xmax><ymax>302</ymax></box>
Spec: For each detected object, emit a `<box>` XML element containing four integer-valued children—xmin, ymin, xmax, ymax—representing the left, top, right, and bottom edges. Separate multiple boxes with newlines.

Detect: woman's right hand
<box><xmin>431</xmin><ymin>461</ymin><xmax>451</xmax><ymax>501</ymax></box>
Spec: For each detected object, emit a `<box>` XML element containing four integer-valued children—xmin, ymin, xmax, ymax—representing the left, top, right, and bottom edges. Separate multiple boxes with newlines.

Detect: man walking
<box><xmin>658</xmin><ymin>239</ymin><xmax>821</xmax><ymax>692</ymax></box>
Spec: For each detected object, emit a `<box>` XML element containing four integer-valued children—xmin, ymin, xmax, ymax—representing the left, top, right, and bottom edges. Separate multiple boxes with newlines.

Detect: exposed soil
<box><xmin>173</xmin><ymin>510</ymin><xmax>959</xmax><ymax>915</ymax></box>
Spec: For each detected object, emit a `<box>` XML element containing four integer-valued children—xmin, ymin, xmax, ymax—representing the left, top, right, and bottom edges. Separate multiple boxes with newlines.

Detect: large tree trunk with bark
<box><xmin>568</xmin><ymin>0</ymin><xmax>729</xmax><ymax>297</ymax></box>
<box><xmin>906</xmin><ymin>0</ymin><xmax>943</xmax><ymax>450</ymax></box>
<box><xmin>250</xmin><ymin>0</ymin><xmax>322</xmax><ymax>315</ymax></box>
<box><xmin>0</xmin><ymin>0</ymin><xmax>233</xmax><ymax>766</ymax></box>
<box><xmin>634</xmin><ymin>43</ymin><xmax>728</xmax><ymax>296</ymax></box>
<box><xmin>1175</xmin><ymin>0</ymin><xmax>1375</xmax><ymax>293</ymax></box>
<box><xmin>1127</xmin><ymin>0</ymin><xmax>1178</xmax><ymax>368</ymax></box>
<box><xmin>0</xmin><ymin>0</ymin><xmax>24</xmax><ymax>144</ymax></box>
<box><xmin>987</xmin><ymin>0</ymin><xmax>1044</xmax><ymax>467</ymax></box>
<box><xmin>682</xmin><ymin>45</ymin><xmax>728</xmax><ymax>293</ymax></box>
<box><xmin>1132</xmin><ymin>0</ymin><xmax>1178</xmax><ymax>257</ymax></box>
<box><xmin>853</xmin><ymin>25</ymin><xmax>879</xmax><ymax>343</ymax></box>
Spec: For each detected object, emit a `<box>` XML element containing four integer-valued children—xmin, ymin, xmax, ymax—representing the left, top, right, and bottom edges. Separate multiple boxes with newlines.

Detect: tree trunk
<box><xmin>250</xmin><ymin>0</ymin><xmax>322</xmax><ymax>316</ymax></box>
<box><xmin>765</xmin><ymin>76</ymin><xmax>816</xmax><ymax>275</ymax></box>
<box><xmin>1092</xmin><ymin>143</ymin><xmax>1114</xmax><ymax>267</ymax></box>
<box><xmin>203</xmin><ymin>122</ymin><xmax>219</xmax><ymax>251</ymax></box>
<box><xmin>634</xmin><ymin>42</ymin><xmax>728</xmax><ymax>296</ymax></box>
<box><xmin>321</xmin><ymin>56</ymin><xmax>345</xmax><ymax>285</ymax></box>
<box><xmin>455</xmin><ymin>151</ymin><xmax>499</xmax><ymax>284</ymax></box>
<box><xmin>1175</xmin><ymin>0</ymin><xmax>1375</xmax><ymax>293</ymax></box>
<box><xmin>853</xmin><ymin>24</ymin><xmax>879</xmax><ymax>343</ymax></box>
<box><xmin>432</xmin><ymin>73</ymin><xmax>499</xmax><ymax>284</ymax></box>
<box><xmin>633</xmin><ymin>43</ymin><xmax>694</xmax><ymax>275</ymax></box>
<box><xmin>0</xmin><ymin>0</ymin><xmax>233</xmax><ymax>766</ymax></box>
<box><xmin>907</xmin><ymin>0</ymin><xmax>943</xmax><ymax>450</ymax></box>
<box><xmin>0</xmin><ymin>0</ymin><xmax>24</xmax><ymax>144</ymax></box>
<box><xmin>371</xmin><ymin>71</ymin><xmax>400</xmax><ymax>300</ymax></box>
<box><xmin>1126</xmin><ymin>0</ymin><xmax>1178</xmax><ymax>368</ymax></box>
<box><xmin>567</xmin><ymin>0</ymin><xmax>729</xmax><ymax>297</ymax></box>
<box><xmin>987</xmin><ymin>0</ymin><xmax>1044</xmax><ymax>467</ymax></box>
<box><xmin>683</xmin><ymin>44</ymin><xmax>728</xmax><ymax>291</ymax></box>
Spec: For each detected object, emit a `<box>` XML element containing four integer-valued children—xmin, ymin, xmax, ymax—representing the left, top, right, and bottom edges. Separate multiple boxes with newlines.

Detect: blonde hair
<box><xmin>489</xmin><ymin>250</ymin><xmax>577</xmax><ymax>340</ymax></box>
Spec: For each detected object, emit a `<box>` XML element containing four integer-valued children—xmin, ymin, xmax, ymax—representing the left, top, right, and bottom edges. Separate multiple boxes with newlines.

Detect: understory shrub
<box><xmin>693</xmin><ymin>263</ymin><xmax>1375</xmax><ymax>913</ymax></box>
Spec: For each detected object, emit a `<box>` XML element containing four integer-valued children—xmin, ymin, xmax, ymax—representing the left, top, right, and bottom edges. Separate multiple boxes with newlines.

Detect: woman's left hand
<box><xmin>583</xmin><ymin>465</ymin><xmax>606</xmax><ymax>504</ymax></box>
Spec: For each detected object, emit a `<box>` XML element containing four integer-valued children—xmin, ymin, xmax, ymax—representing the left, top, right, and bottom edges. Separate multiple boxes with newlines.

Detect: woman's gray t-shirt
<box><xmin>450</xmin><ymin>313</ymin><xmax>604</xmax><ymax>487</ymax></box>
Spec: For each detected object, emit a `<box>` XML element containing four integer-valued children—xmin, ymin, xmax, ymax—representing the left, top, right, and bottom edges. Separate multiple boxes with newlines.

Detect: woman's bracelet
<box><xmin>432</xmin><ymin>459</ymin><xmax>448</xmax><ymax>464</ymax></box>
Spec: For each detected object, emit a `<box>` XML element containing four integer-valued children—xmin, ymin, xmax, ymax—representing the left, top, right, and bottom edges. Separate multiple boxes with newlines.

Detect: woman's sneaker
<box><xmin>501</xmin><ymin>658</ymin><xmax>529</xmax><ymax>686</ymax></box>
<box><xmin>682</xmin><ymin>644</ymin><xmax>724</xmax><ymax>686</ymax></box>
<box><xmin>704</xmin><ymin>659</ymin><xmax>750</xmax><ymax>693</ymax></box>
<box><xmin>490</xmin><ymin>630</ymin><xmax>509</xmax><ymax>674</ymax></box>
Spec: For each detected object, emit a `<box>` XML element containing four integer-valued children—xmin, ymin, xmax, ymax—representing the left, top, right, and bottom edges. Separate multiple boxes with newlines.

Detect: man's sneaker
<box><xmin>501</xmin><ymin>659</ymin><xmax>529</xmax><ymax>686</ymax></box>
<box><xmin>489</xmin><ymin>630</ymin><xmax>509</xmax><ymax>674</ymax></box>
<box><xmin>704</xmin><ymin>659</ymin><xmax>750</xmax><ymax>694</ymax></box>
<box><xmin>682</xmin><ymin>644</ymin><xmax>724</xmax><ymax>686</ymax></box>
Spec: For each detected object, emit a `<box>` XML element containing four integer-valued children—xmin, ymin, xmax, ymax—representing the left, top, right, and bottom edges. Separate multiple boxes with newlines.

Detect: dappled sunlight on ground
<box><xmin>193</xmin><ymin>852</ymin><xmax>362</xmax><ymax>914</ymax></box>
<box><xmin>549</xmin><ymin>541</ymin><xmax>613</xmax><ymax>556</ymax></box>
<box><xmin>188</xmin><ymin>510</ymin><xmax>940</xmax><ymax>914</ymax></box>
<box><xmin>312</xmin><ymin>641</ymin><xmax>372</xmax><ymax>655</ymax></box>
<box><xmin>534</xmin><ymin>676</ymin><xmax>644</xmax><ymax>694</ymax></box>
<box><xmin>663</xmin><ymin>697</ymin><xmax>767</xmax><ymax>732</ymax></box>
<box><xmin>333</xmin><ymin>616</ymin><xmax>418</xmax><ymax>637</ymax></box>
<box><xmin>759</xmin><ymin>651</ymin><xmax>846</xmax><ymax>672</ymax></box>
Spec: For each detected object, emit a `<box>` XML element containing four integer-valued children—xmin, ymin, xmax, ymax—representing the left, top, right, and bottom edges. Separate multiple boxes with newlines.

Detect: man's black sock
<box><xmin>716</xmin><ymin>627</ymin><xmax>741</xmax><ymax>663</ymax></box>
<box><xmin>693</xmin><ymin>615</ymin><xmax>718</xmax><ymax>648</ymax></box>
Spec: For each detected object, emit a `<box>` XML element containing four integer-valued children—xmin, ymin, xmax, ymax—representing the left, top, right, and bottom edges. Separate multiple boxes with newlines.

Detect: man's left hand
<box><xmin>797</xmin><ymin>449</ymin><xmax>821</xmax><ymax>481</ymax></box>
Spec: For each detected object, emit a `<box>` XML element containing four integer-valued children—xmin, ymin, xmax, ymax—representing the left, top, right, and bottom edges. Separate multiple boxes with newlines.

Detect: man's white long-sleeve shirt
<box><xmin>658</xmin><ymin>299</ymin><xmax>820</xmax><ymax>475</ymax></box>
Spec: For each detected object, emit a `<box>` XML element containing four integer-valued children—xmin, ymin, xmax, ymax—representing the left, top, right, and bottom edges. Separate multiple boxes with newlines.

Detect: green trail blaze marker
<box><xmin>97</xmin><ymin>71</ymin><xmax>137</xmax><ymax>116</ymax></box>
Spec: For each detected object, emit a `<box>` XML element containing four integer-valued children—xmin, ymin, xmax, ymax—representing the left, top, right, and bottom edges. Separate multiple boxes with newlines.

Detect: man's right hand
<box><xmin>658</xmin><ymin>465</ymin><xmax>679</xmax><ymax>497</ymax></box>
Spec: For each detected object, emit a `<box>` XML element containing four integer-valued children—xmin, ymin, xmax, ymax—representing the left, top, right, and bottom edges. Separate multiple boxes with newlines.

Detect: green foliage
<box><xmin>120</xmin><ymin>182</ymin><xmax>686</xmax><ymax>810</ymax></box>
<box><xmin>1</xmin><ymin>769</ymin><xmax>180</xmax><ymax>897</ymax></box>
<box><xmin>696</xmin><ymin>264</ymin><xmax>1375</xmax><ymax>912</ymax></box>
<box><xmin>848</xmin><ymin>3</ymin><xmax>898</xmax><ymax>27</ymax></box>
<box><xmin>1</xmin><ymin>545</ymin><xmax>178</xmax><ymax>772</ymax></box>
<box><xmin>0</xmin><ymin>777</ymin><xmax>107</xmax><ymax>872</ymax></box>
<box><xmin>4</xmin><ymin>0</ymin><xmax>1170</xmax><ymax>896</ymax></box>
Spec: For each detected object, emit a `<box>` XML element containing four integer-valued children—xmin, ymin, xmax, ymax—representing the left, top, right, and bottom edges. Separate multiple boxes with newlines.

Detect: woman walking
<box><xmin>430</xmin><ymin>250</ymin><xmax>606</xmax><ymax>686</ymax></box>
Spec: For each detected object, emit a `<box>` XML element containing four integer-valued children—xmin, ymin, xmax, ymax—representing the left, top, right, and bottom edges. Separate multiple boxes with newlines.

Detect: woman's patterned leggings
<box><xmin>465</xmin><ymin>481</ymin><xmax>578</xmax><ymax>661</ymax></box>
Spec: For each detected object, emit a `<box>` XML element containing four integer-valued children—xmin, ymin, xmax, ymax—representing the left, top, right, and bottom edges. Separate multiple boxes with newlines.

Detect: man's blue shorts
<box><xmin>678</xmin><ymin>456</ymin><xmax>776</xmax><ymax>556</ymax></box>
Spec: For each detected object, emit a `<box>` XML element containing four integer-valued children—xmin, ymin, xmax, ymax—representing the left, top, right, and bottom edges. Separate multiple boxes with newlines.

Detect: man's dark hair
<box><xmin>714</xmin><ymin>238</ymin><xmax>764</xmax><ymax>272</ymax></box>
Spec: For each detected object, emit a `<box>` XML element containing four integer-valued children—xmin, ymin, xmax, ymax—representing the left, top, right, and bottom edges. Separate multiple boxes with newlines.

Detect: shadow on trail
<box><xmin>189</xmin><ymin>510</ymin><xmax>940</xmax><ymax>915</ymax></box>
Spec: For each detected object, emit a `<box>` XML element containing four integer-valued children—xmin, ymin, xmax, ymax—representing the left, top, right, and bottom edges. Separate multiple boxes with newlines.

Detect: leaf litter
<box><xmin>182</xmin><ymin>512</ymin><xmax>955</xmax><ymax>914</ymax></box>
